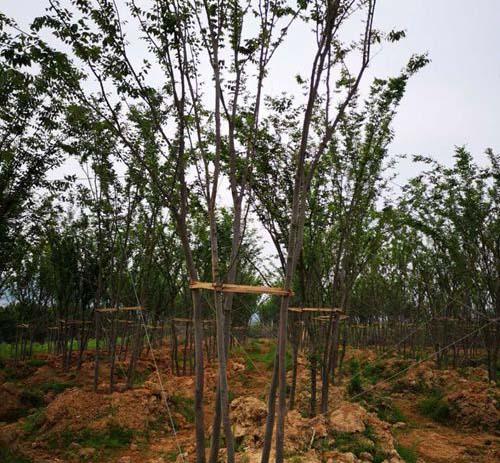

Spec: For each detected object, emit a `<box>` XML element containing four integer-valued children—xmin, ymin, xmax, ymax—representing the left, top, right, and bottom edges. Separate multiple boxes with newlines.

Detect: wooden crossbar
<box><xmin>289</xmin><ymin>307</ymin><xmax>343</xmax><ymax>313</ymax></box>
<box><xmin>96</xmin><ymin>306</ymin><xmax>143</xmax><ymax>313</ymax></box>
<box><xmin>190</xmin><ymin>280</ymin><xmax>292</xmax><ymax>296</ymax></box>
<box><xmin>313</xmin><ymin>314</ymin><xmax>349</xmax><ymax>321</ymax></box>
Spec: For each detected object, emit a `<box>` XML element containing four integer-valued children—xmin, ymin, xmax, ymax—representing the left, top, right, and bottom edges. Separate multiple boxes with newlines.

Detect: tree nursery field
<box><xmin>0</xmin><ymin>1</ymin><xmax>498</xmax><ymax>462</ymax></box>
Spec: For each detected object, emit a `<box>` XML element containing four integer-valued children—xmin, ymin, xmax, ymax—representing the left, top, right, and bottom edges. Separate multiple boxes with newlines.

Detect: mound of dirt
<box><xmin>43</xmin><ymin>388</ymin><xmax>111</xmax><ymax>434</ymax></box>
<box><xmin>230</xmin><ymin>396</ymin><xmax>267</xmax><ymax>446</ymax></box>
<box><xmin>230</xmin><ymin>396</ymin><xmax>328</xmax><ymax>453</ymax></box>
<box><xmin>0</xmin><ymin>382</ymin><xmax>24</xmax><ymax>422</ymax></box>
<box><xmin>285</xmin><ymin>410</ymin><xmax>327</xmax><ymax>453</ymax></box>
<box><xmin>329</xmin><ymin>402</ymin><xmax>367</xmax><ymax>433</ymax></box>
<box><xmin>446</xmin><ymin>380</ymin><xmax>499</xmax><ymax>431</ymax></box>
<box><xmin>40</xmin><ymin>384</ymin><xmax>185</xmax><ymax>437</ymax></box>
<box><xmin>328</xmin><ymin>401</ymin><xmax>403</xmax><ymax>462</ymax></box>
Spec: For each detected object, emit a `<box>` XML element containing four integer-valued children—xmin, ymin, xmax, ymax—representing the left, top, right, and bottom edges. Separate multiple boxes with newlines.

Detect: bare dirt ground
<box><xmin>0</xmin><ymin>340</ymin><xmax>498</xmax><ymax>463</ymax></box>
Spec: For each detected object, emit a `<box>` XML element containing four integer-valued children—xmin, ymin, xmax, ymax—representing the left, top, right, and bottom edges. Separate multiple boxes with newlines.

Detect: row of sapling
<box><xmin>1</xmin><ymin>2</ymin><xmax>430</xmax><ymax>463</ymax></box>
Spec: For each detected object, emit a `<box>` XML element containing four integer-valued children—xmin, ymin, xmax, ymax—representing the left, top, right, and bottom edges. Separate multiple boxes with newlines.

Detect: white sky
<box><xmin>5</xmin><ymin>0</ymin><xmax>499</xmax><ymax>178</ymax></box>
<box><xmin>3</xmin><ymin>1</ymin><xmax>500</xmax><ymax>262</ymax></box>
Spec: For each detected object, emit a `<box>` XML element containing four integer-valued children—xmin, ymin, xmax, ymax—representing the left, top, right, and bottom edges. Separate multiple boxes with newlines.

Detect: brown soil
<box><xmin>0</xmin><ymin>343</ymin><xmax>499</xmax><ymax>463</ymax></box>
<box><xmin>393</xmin><ymin>396</ymin><xmax>500</xmax><ymax>463</ymax></box>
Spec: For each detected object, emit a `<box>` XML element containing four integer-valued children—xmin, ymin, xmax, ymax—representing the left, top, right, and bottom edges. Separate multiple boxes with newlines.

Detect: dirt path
<box><xmin>393</xmin><ymin>397</ymin><xmax>499</xmax><ymax>463</ymax></box>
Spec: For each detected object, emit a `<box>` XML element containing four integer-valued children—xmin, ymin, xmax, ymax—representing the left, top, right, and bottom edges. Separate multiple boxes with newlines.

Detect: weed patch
<box><xmin>417</xmin><ymin>391</ymin><xmax>451</xmax><ymax>424</ymax></box>
<box><xmin>396</xmin><ymin>443</ymin><xmax>418</xmax><ymax>463</ymax></box>
<box><xmin>39</xmin><ymin>381</ymin><xmax>73</xmax><ymax>394</ymax></box>
<box><xmin>348</xmin><ymin>375</ymin><xmax>363</xmax><ymax>396</ymax></box>
<box><xmin>26</xmin><ymin>359</ymin><xmax>47</xmax><ymax>368</ymax></box>
<box><xmin>170</xmin><ymin>394</ymin><xmax>195</xmax><ymax>423</ymax></box>
<box><xmin>22</xmin><ymin>408</ymin><xmax>46</xmax><ymax>435</ymax></box>
<box><xmin>0</xmin><ymin>444</ymin><xmax>32</xmax><ymax>463</ymax></box>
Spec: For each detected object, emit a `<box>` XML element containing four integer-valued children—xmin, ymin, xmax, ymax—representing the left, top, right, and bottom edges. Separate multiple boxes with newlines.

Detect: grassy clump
<box><xmin>243</xmin><ymin>343</ymin><xmax>292</xmax><ymax>371</ymax></box>
<box><xmin>39</xmin><ymin>381</ymin><xmax>73</xmax><ymax>394</ymax></box>
<box><xmin>170</xmin><ymin>394</ymin><xmax>195</xmax><ymax>423</ymax></box>
<box><xmin>396</xmin><ymin>443</ymin><xmax>418</xmax><ymax>463</ymax></box>
<box><xmin>362</xmin><ymin>362</ymin><xmax>386</xmax><ymax>384</ymax></box>
<box><xmin>26</xmin><ymin>359</ymin><xmax>47</xmax><ymax>368</ymax></box>
<box><xmin>331</xmin><ymin>426</ymin><xmax>388</xmax><ymax>463</ymax></box>
<box><xmin>20</xmin><ymin>389</ymin><xmax>44</xmax><ymax>408</ymax></box>
<box><xmin>49</xmin><ymin>423</ymin><xmax>133</xmax><ymax>451</ymax></box>
<box><xmin>0</xmin><ymin>445</ymin><xmax>32</xmax><ymax>463</ymax></box>
<box><xmin>79</xmin><ymin>424</ymin><xmax>133</xmax><ymax>449</ymax></box>
<box><xmin>372</xmin><ymin>397</ymin><xmax>407</xmax><ymax>424</ymax></box>
<box><xmin>347</xmin><ymin>374</ymin><xmax>363</xmax><ymax>396</ymax></box>
<box><xmin>417</xmin><ymin>390</ymin><xmax>451</xmax><ymax>424</ymax></box>
<box><xmin>22</xmin><ymin>408</ymin><xmax>46</xmax><ymax>435</ymax></box>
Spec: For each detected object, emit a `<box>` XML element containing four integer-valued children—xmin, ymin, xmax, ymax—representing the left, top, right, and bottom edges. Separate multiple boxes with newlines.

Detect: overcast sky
<box><xmin>4</xmin><ymin>0</ymin><xmax>499</xmax><ymax>182</ymax></box>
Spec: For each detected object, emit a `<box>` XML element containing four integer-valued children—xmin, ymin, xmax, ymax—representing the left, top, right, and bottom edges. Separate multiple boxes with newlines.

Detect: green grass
<box><xmin>131</xmin><ymin>368</ymin><xmax>152</xmax><ymax>387</ymax></box>
<box><xmin>22</xmin><ymin>409</ymin><xmax>46</xmax><ymax>435</ymax></box>
<box><xmin>329</xmin><ymin>426</ymin><xmax>388</xmax><ymax>462</ymax></box>
<box><xmin>237</xmin><ymin>341</ymin><xmax>292</xmax><ymax>371</ymax></box>
<box><xmin>170</xmin><ymin>394</ymin><xmax>195</xmax><ymax>423</ymax></box>
<box><xmin>0</xmin><ymin>445</ymin><xmax>33</xmax><ymax>463</ymax></box>
<box><xmin>347</xmin><ymin>374</ymin><xmax>363</xmax><ymax>395</ymax></box>
<box><xmin>39</xmin><ymin>381</ymin><xmax>74</xmax><ymax>394</ymax></box>
<box><xmin>49</xmin><ymin>423</ymin><xmax>133</xmax><ymax>452</ymax></box>
<box><xmin>19</xmin><ymin>389</ymin><xmax>44</xmax><ymax>408</ymax></box>
<box><xmin>373</xmin><ymin>397</ymin><xmax>407</xmax><ymax>424</ymax></box>
<box><xmin>79</xmin><ymin>424</ymin><xmax>133</xmax><ymax>449</ymax></box>
<box><xmin>396</xmin><ymin>443</ymin><xmax>418</xmax><ymax>463</ymax></box>
<box><xmin>0</xmin><ymin>339</ymin><xmax>99</xmax><ymax>360</ymax></box>
<box><xmin>417</xmin><ymin>390</ymin><xmax>451</xmax><ymax>424</ymax></box>
<box><xmin>26</xmin><ymin>359</ymin><xmax>47</xmax><ymax>368</ymax></box>
<box><xmin>362</xmin><ymin>362</ymin><xmax>386</xmax><ymax>384</ymax></box>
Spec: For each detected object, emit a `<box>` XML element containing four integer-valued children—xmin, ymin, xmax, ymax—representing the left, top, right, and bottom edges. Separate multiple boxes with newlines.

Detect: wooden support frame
<box><xmin>189</xmin><ymin>280</ymin><xmax>293</xmax><ymax>296</ymax></box>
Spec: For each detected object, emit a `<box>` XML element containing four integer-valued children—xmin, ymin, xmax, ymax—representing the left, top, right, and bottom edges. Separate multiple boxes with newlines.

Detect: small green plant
<box><xmin>48</xmin><ymin>423</ymin><xmax>133</xmax><ymax>451</ymax></box>
<box><xmin>417</xmin><ymin>391</ymin><xmax>451</xmax><ymax>424</ymax></box>
<box><xmin>244</xmin><ymin>356</ymin><xmax>256</xmax><ymax>372</ymax></box>
<box><xmin>374</xmin><ymin>397</ymin><xmax>407</xmax><ymax>424</ymax></box>
<box><xmin>362</xmin><ymin>362</ymin><xmax>385</xmax><ymax>384</ymax></box>
<box><xmin>170</xmin><ymin>394</ymin><xmax>195</xmax><ymax>423</ymax></box>
<box><xmin>27</xmin><ymin>359</ymin><xmax>47</xmax><ymax>368</ymax></box>
<box><xmin>79</xmin><ymin>423</ymin><xmax>133</xmax><ymax>449</ymax></box>
<box><xmin>348</xmin><ymin>358</ymin><xmax>360</xmax><ymax>374</ymax></box>
<box><xmin>39</xmin><ymin>381</ymin><xmax>73</xmax><ymax>394</ymax></box>
<box><xmin>396</xmin><ymin>444</ymin><xmax>418</xmax><ymax>463</ymax></box>
<box><xmin>22</xmin><ymin>408</ymin><xmax>46</xmax><ymax>435</ymax></box>
<box><xmin>348</xmin><ymin>374</ymin><xmax>363</xmax><ymax>395</ymax></box>
<box><xmin>0</xmin><ymin>445</ymin><xmax>32</xmax><ymax>463</ymax></box>
<box><xmin>20</xmin><ymin>389</ymin><xmax>44</xmax><ymax>408</ymax></box>
<box><xmin>330</xmin><ymin>428</ymin><xmax>387</xmax><ymax>462</ymax></box>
